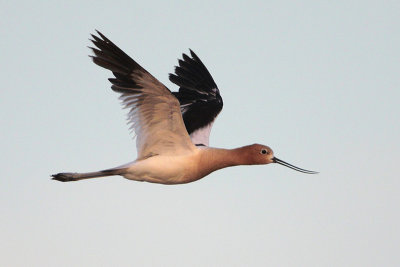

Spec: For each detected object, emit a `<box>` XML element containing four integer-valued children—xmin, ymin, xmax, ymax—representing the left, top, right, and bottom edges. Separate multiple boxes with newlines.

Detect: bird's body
<box><xmin>56</xmin><ymin>145</ymin><xmax>268</xmax><ymax>184</ymax></box>
<box><xmin>124</xmin><ymin>147</ymin><xmax>225</xmax><ymax>184</ymax></box>
<box><xmin>125</xmin><ymin>148</ymin><xmax>201</xmax><ymax>184</ymax></box>
<box><xmin>52</xmin><ymin>31</ymin><xmax>317</xmax><ymax>184</ymax></box>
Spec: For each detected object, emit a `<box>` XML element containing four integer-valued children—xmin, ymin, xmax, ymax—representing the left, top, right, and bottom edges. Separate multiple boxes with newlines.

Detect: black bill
<box><xmin>273</xmin><ymin>157</ymin><xmax>318</xmax><ymax>174</ymax></box>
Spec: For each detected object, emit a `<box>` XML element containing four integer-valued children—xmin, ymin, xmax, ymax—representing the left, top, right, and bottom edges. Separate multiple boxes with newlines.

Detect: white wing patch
<box><xmin>190</xmin><ymin>121</ymin><xmax>214</xmax><ymax>146</ymax></box>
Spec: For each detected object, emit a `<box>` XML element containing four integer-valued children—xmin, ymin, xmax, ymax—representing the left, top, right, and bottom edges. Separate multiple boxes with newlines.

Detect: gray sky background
<box><xmin>1</xmin><ymin>1</ymin><xmax>399</xmax><ymax>266</ymax></box>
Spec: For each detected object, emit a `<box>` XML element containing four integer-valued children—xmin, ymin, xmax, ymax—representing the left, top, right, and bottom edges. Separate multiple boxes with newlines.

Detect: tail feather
<box><xmin>51</xmin><ymin>168</ymin><xmax>126</xmax><ymax>182</ymax></box>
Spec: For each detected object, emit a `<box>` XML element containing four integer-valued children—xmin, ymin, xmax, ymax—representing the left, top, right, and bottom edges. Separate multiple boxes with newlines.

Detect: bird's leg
<box><xmin>52</xmin><ymin>168</ymin><xmax>127</xmax><ymax>182</ymax></box>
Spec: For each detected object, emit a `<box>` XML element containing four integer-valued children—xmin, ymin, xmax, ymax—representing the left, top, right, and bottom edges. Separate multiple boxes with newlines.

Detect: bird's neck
<box><xmin>197</xmin><ymin>146</ymin><xmax>254</xmax><ymax>177</ymax></box>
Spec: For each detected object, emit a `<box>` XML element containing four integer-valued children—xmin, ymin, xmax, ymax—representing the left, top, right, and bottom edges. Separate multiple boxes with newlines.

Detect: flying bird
<box><xmin>52</xmin><ymin>31</ymin><xmax>317</xmax><ymax>184</ymax></box>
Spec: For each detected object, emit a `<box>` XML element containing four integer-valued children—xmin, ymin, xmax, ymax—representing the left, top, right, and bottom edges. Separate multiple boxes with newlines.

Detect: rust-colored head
<box><xmin>247</xmin><ymin>144</ymin><xmax>318</xmax><ymax>174</ymax></box>
<box><xmin>246</xmin><ymin>144</ymin><xmax>275</xmax><ymax>164</ymax></box>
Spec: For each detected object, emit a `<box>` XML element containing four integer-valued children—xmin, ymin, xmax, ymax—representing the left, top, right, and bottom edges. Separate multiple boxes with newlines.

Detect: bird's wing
<box><xmin>90</xmin><ymin>31</ymin><xmax>196</xmax><ymax>159</ymax></box>
<box><xmin>169</xmin><ymin>50</ymin><xmax>223</xmax><ymax>146</ymax></box>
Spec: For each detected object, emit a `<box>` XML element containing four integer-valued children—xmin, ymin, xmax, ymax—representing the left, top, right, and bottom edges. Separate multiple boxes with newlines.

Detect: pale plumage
<box><xmin>52</xmin><ymin>31</ymin><xmax>317</xmax><ymax>184</ymax></box>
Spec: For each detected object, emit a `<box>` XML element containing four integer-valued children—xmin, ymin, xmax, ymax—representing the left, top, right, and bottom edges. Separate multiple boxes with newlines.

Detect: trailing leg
<box><xmin>51</xmin><ymin>168</ymin><xmax>127</xmax><ymax>182</ymax></box>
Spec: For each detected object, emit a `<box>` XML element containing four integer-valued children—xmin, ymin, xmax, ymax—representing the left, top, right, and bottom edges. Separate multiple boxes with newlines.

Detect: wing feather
<box><xmin>170</xmin><ymin>50</ymin><xmax>223</xmax><ymax>146</ymax></box>
<box><xmin>90</xmin><ymin>31</ymin><xmax>195</xmax><ymax>159</ymax></box>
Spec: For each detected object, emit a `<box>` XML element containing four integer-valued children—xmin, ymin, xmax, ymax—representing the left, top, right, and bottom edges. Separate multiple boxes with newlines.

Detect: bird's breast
<box><xmin>122</xmin><ymin>151</ymin><xmax>203</xmax><ymax>184</ymax></box>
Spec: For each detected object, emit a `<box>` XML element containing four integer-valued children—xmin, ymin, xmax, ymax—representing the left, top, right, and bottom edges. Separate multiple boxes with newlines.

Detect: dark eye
<box><xmin>261</xmin><ymin>149</ymin><xmax>267</xmax><ymax>154</ymax></box>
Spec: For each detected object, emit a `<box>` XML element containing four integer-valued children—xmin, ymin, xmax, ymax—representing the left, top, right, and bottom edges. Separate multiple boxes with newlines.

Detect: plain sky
<box><xmin>1</xmin><ymin>0</ymin><xmax>399</xmax><ymax>266</ymax></box>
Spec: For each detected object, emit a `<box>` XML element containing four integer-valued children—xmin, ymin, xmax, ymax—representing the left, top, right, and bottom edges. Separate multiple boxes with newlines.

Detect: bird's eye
<box><xmin>261</xmin><ymin>149</ymin><xmax>267</xmax><ymax>154</ymax></box>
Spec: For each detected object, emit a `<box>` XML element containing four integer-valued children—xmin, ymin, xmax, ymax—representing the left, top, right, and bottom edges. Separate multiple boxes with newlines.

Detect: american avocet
<box><xmin>52</xmin><ymin>31</ymin><xmax>317</xmax><ymax>184</ymax></box>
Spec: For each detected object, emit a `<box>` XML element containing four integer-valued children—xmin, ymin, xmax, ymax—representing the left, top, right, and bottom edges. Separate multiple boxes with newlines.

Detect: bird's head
<box><xmin>248</xmin><ymin>144</ymin><xmax>318</xmax><ymax>174</ymax></box>
<box><xmin>248</xmin><ymin>144</ymin><xmax>275</xmax><ymax>164</ymax></box>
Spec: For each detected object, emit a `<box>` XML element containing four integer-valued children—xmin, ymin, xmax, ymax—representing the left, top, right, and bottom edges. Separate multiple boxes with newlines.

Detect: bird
<box><xmin>52</xmin><ymin>31</ymin><xmax>317</xmax><ymax>184</ymax></box>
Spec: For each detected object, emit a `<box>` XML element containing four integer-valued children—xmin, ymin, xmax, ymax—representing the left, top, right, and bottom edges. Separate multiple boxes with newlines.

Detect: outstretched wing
<box><xmin>89</xmin><ymin>31</ymin><xmax>195</xmax><ymax>159</ymax></box>
<box><xmin>169</xmin><ymin>50</ymin><xmax>223</xmax><ymax>146</ymax></box>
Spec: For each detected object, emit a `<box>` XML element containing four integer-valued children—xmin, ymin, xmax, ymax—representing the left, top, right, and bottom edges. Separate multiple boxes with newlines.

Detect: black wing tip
<box><xmin>169</xmin><ymin>73</ymin><xmax>176</xmax><ymax>80</ymax></box>
<box><xmin>181</xmin><ymin>49</ymin><xmax>195</xmax><ymax>57</ymax></box>
<box><xmin>89</xmin><ymin>29</ymin><xmax>112</xmax><ymax>46</ymax></box>
<box><xmin>188</xmin><ymin>49</ymin><xmax>200</xmax><ymax>61</ymax></box>
<box><xmin>88</xmin><ymin>30</ymin><xmax>144</xmax><ymax>76</ymax></box>
<box><xmin>171</xmin><ymin>49</ymin><xmax>219</xmax><ymax>93</ymax></box>
<box><xmin>93</xmin><ymin>29</ymin><xmax>105</xmax><ymax>39</ymax></box>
